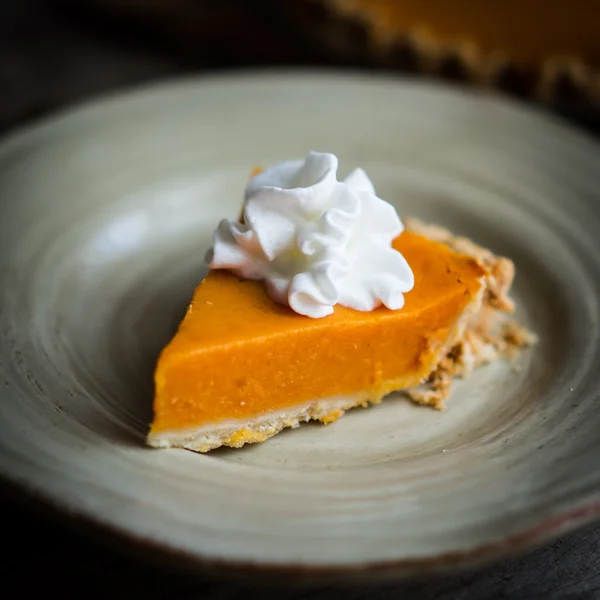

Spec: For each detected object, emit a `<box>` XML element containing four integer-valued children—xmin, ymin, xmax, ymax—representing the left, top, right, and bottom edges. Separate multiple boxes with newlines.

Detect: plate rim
<box><xmin>4</xmin><ymin>473</ymin><xmax>600</xmax><ymax>582</ymax></box>
<box><xmin>2</xmin><ymin>67</ymin><xmax>600</xmax><ymax>154</ymax></box>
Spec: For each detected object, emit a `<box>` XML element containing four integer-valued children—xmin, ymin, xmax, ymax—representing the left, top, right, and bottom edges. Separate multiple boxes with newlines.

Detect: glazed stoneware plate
<box><xmin>1</xmin><ymin>72</ymin><xmax>600</xmax><ymax>580</ymax></box>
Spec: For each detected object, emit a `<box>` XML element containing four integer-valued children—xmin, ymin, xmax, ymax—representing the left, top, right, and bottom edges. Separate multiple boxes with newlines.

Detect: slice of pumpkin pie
<box><xmin>147</xmin><ymin>152</ymin><xmax>534</xmax><ymax>452</ymax></box>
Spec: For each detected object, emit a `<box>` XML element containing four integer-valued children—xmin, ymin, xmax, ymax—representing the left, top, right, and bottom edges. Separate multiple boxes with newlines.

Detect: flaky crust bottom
<box><xmin>403</xmin><ymin>219</ymin><xmax>537</xmax><ymax>409</ymax></box>
<box><xmin>148</xmin><ymin>395</ymin><xmax>375</xmax><ymax>452</ymax></box>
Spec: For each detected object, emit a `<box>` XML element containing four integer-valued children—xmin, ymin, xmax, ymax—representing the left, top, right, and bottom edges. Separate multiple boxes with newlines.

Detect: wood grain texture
<box><xmin>2</xmin><ymin>2</ymin><xmax>600</xmax><ymax>598</ymax></box>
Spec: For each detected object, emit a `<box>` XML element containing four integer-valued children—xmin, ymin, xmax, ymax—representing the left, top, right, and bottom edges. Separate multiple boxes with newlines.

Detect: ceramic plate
<box><xmin>1</xmin><ymin>72</ymin><xmax>600</xmax><ymax>580</ymax></box>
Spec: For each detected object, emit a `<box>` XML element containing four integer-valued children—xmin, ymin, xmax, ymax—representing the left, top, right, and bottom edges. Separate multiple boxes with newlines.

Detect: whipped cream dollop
<box><xmin>205</xmin><ymin>152</ymin><xmax>414</xmax><ymax>318</ymax></box>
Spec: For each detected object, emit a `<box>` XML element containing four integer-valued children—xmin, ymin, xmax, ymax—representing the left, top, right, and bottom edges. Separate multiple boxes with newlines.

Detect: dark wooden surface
<box><xmin>2</xmin><ymin>2</ymin><xmax>600</xmax><ymax>598</ymax></box>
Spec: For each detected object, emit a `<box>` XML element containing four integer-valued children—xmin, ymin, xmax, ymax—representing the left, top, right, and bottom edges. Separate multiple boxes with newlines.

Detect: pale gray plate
<box><xmin>1</xmin><ymin>72</ymin><xmax>600</xmax><ymax>580</ymax></box>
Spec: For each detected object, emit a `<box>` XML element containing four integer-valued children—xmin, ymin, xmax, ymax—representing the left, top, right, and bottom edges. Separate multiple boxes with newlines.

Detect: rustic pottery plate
<box><xmin>1</xmin><ymin>72</ymin><xmax>600</xmax><ymax>580</ymax></box>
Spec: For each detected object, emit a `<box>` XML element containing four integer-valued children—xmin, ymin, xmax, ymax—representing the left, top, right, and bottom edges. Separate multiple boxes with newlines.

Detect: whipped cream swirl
<box><xmin>205</xmin><ymin>152</ymin><xmax>414</xmax><ymax>318</ymax></box>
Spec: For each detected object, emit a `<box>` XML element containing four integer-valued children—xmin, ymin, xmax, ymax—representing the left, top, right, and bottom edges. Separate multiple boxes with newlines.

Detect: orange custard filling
<box><xmin>341</xmin><ymin>0</ymin><xmax>600</xmax><ymax>64</ymax></box>
<box><xmin>150</xmin><ymin>231</ymin><xmax>486</xmax><ymax>434</ymax></box>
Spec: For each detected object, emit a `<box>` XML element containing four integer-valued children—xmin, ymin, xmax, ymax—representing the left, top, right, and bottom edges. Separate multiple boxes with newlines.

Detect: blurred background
<box><xmin>2</xmin><ymin>1</ymin><xmax>600</xmax><ymax>598</ymax></box>
<box><xmin>2</xmin><ymin>0</ymin><xmax>600</xmax><ymax>137</ymax></box>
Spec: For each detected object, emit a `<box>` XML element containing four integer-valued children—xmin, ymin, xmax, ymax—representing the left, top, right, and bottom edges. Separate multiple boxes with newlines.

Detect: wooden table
<box><xmin>2</xmin><ymin>2</ymin><xmax>600</xmax><ymax>597</ymax></box>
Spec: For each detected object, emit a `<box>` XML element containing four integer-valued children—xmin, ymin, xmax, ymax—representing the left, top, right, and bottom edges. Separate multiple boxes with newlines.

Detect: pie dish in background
<box><xmin>268</xmin><ymin>0</ymin><xmax>600</xmax><ymax>106</ymax></box>
<box><xmin>61</xmin><ymin>0</ymin><xmax>600</xmax><ymax>108</ymax></box>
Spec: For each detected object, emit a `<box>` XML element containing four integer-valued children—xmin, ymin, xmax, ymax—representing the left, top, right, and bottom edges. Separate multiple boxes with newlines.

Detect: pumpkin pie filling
<box><xmin>335</xmin><ymin>0</ymin><xmax>600</xmax><ymax>65</ymax></box>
